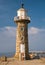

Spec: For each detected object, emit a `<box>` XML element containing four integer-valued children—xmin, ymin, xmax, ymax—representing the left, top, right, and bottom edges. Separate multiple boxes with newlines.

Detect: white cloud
<box><xmin>28</xmin><ymin>27</ymin><xmax>45</xmax><ymax>51</ymax></box>
<box><xmin>0</xmin><ymin>26</ymin><xmax>16</xmax><ymax>53</ymax></box>
<box><xmin>28</xmin><ymin>27</ymin><xmax>45</xmax><ymax>34</ymax></box>
<box><xmin>0</xmin><ymin>26</ymin><xmax>45</xmax><ymax>53</ymax></box>
<box><xmin>28</xmin><ymin>27</ymin><xmax>39</xmax><ymax>34</ymax></box>
<box><xmin>0</xmin><ymin>26</ymin><xmax>16</xmax><ymax>37</ymax></box>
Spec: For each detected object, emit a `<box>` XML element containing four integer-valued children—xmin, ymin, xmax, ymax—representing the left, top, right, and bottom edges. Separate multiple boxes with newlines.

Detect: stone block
<box><xmin>0</xmin><ymin>56</ymin><xmax>7</xmax><ymax>61</ymax></box>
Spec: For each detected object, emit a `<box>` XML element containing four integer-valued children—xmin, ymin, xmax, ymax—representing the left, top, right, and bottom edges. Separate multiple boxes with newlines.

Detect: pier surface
<box><xmin>0</xmin><ymin>58</ymin><xmax>45</xmax><ymax>65</ymax></box>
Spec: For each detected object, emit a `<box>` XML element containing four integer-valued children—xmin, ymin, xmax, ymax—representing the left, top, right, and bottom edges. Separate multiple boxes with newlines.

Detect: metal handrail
<box><xmin>14</xmin><ymin>16</ymin><xmax>30</xmax><ymax>21</ymax></box>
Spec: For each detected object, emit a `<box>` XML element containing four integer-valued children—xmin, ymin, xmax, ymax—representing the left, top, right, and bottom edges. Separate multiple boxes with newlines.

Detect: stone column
<box><xmin>15</xmin><ymin>21</ymin><xmax>30</xmax><ymax>60</ymax></box>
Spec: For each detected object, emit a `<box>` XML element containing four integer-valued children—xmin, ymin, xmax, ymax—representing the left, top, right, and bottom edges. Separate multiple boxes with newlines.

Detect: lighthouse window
<box><xmin>21</xmin><ymin>27</ymin><xmax>24</xmax><ymax>31</ymax></box>
<box><xmin>21</xmin><ymin>36</ymin><xmax>24</xmax><ymax>41</ymax></box>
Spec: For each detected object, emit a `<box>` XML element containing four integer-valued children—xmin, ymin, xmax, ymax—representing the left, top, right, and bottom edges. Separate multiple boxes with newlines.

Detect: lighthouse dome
<box><xmin>17</xmin><ymin>8</ymin><xmax>26</xmax><ymax>12</ymax></box>
<box><xmin>17</xmin><ymin>7</ymin><xmax>27</xmax><ymax>19</ymax></box>
<box><xmin>14</xmin><ymin>4</ymin><xmax>30</xmax><ymax>23</ymax></box>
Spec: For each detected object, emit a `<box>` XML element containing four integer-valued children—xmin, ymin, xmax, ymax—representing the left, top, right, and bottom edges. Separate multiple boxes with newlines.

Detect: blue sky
<box><xmin>0</xmin><ymin>0</ymin><xmax>45</xmax><ymax>53</ymax></box>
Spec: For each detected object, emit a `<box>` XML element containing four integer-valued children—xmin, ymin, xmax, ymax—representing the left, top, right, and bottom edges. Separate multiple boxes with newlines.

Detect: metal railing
<box><xmin>14</xmin><ymin>16</ymin><xmax>30</xmax><ymax>21</ymax></box>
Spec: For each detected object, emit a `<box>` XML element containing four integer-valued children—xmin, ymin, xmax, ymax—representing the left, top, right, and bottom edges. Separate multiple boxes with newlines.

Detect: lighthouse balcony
<box><xmin>14</xmin><ymin>16</ymin><xmax>30</xmax><ymax>23</ymax></box>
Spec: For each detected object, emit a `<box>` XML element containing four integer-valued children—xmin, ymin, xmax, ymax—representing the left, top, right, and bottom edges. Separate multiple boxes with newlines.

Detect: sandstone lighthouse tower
<box><xmin>14</xmin><ymin>4</ymin><xmax>30</xmax><ymax>60</ymax></box>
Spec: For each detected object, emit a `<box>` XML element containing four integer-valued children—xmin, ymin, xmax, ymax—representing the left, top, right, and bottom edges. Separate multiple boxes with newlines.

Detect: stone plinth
<box><xmin>0</xmin><ymin>56</ymin><xmax>7</xmax><ymax>61</ymax></box>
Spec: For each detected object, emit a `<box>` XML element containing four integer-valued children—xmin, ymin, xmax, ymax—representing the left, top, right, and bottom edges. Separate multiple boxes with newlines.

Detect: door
<box><xmin>20</xmin><ymin>44</ymin><xmax>25</xmax><ymax>60</ymax></box>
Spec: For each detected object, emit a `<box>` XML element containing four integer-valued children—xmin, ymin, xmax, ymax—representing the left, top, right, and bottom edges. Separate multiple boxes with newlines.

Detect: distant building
<box><xmin>29</xmin><ymin>51</ymin><xmax>45</xmax><ymax>59</ymax></box>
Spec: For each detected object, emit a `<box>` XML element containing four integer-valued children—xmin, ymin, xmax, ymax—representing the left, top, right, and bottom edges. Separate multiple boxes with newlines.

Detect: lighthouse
<box><xmin>14</xmin><ymin>4</ymin><xmax>30</xmax><ymax>60</ymax></box>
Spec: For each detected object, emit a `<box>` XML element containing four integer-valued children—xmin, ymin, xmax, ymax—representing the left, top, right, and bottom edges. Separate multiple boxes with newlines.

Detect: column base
<box><xmin>14</xmin><ymin>53</ymin><xmax>19</xmax><ymax>60</ymax></box>
<box><xmin>14</xmin><ymin>53</ymin><xmax>30</xmax><ymax>60</ymax></box>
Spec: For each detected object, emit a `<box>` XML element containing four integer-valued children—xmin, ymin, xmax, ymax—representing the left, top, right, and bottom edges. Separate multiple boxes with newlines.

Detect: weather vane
<box><xmin>21</xmin><ymin>3</ymin><xmax>24</xmax><ymax>8</ymax></box>
<box><xmin>20</xmin><ymin>0</ymin><xmax>24</xmax><ymax>8</ymax></box>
